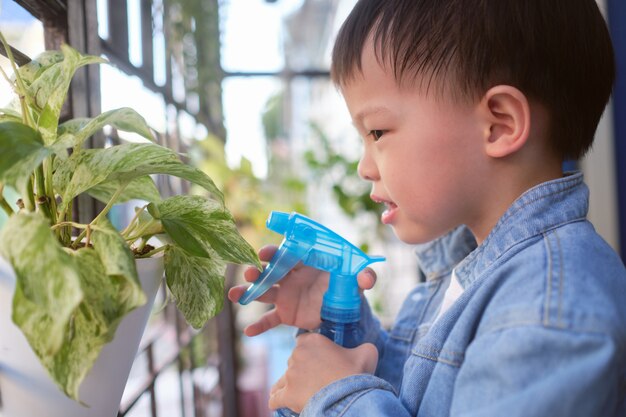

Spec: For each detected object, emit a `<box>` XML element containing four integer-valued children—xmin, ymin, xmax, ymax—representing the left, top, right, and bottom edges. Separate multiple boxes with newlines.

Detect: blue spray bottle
<box><xmin>239</xmin><ymin>211</ymin><xmax>385</xmax><ymax>416</ymax></box>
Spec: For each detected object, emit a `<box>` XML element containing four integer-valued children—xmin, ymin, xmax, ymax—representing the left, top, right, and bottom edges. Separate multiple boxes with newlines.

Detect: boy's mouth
<box><xmin>371</xmin><ymin>195</ymin><xmax>398</xmax><ymax>224</ymax></box>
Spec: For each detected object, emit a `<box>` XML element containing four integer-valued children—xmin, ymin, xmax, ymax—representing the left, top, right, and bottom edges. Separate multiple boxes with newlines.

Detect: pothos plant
<box><xmin>0</xmin><ymin>37</ymin><xmax>261</xmax><ymax>400</ymax></box>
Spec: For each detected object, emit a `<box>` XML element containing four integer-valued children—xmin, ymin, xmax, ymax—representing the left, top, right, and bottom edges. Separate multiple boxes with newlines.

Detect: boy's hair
<box><xmin>331</xmin><ymin>0</ymin><xmax>615</xmax><ymax>160</ymax></box>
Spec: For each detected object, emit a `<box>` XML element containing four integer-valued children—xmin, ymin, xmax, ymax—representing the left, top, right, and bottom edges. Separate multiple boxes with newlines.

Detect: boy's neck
<box><xmin>470</xmin><ymin>146</ymin><xmax>563</xmax><ymax>245</ymax></box>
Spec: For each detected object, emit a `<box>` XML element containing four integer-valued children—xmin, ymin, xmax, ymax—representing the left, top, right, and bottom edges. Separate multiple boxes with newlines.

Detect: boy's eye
<box><xmin>369</xmin><ymin>130</ymin><xmax>385</xmax><ymax>141</ymax></box>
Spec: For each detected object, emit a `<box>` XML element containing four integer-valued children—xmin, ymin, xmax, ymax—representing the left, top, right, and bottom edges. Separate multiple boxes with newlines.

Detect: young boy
<box><xmin>229</xmin><ymin>0</ymin><xmax>626</xmax><ymax>415</ymax></box>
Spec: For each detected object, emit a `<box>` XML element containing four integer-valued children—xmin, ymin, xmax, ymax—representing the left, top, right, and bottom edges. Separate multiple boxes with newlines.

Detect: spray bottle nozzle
<box><xmin>239</xmin><ymin>211</ymin><xmax>385</xmax><ymax>323</ymax></box>
<box><xmin>266</xmin><ymin>211</ymin><xmax>290</xmax><ymax>234</ymax></box>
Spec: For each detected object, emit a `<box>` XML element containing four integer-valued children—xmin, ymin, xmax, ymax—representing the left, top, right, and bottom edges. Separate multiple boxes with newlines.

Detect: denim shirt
<box><xmin>302</xmin><ymin>172</ymin><xmax>626</xmax><ymax>416</ymax></box>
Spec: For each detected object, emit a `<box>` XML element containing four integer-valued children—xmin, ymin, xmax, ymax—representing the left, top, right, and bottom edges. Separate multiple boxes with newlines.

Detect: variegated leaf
<box><xmin>91</xmin><ymin>218</ymin><xmax>146</xmax><ymax>307</ymax></box>
<box><xmin>156</xmin><ymin>195</ymin><xmax>261</xmax><ymax>269</ymax></box>
<box><xmin>0</xmin><ymin>212</ymin><xmax>83</xmax><ymax>357</ymax></box>
<box><xmin>27</xmin><ymin>44</ymin><xmax>106</xmax><ymax>145</ymax></box>
<box><xmin>14</xmin><ymin>50</ymin><xmax>64</xmax><ymax>85</ymax></box>
<box><xmin>164</xmin><ymin>245</ymin><xmax>225</xmax><ymax>329</ymax></box>
<box><xmin>56</xmin><ymin>107</ymin><xmax>154</xmax><ymax>149</ymax></box>
<box><xmin>48</xmin><ymin>244</ymin><xmax>145</xmax><ymax>400</ymax></box>
<box><xmin>0</xmin><ymin>121</ymin><xmax>52</xmax><ymax>198</ymax></box>
<box><xmin>54</xmin><ymin>143</ymin><xmax>223</xmax><ymax>213</ymax></box>
<box><xmin>88</xmin><ymin>175</ymin><xmax>162</xmax><ymax>206</ymax></box>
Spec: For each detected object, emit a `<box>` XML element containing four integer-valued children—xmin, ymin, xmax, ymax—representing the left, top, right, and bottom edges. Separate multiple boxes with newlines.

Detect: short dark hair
<box><xmin>331</xmin><ymin>0</ymin><xmax>615</xmax><ymax>160</ymax></box>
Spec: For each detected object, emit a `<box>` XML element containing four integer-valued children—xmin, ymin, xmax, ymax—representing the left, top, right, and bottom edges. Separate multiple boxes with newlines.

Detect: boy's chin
<box><xmin>389</xmin><ymin>221</ymin><xmax>459</xmax><ymax>245</ymax></box>
<box><xmin>389</xmin><ymin>225</ymin><xmax>436</xmax><ymax>245</ymax></box>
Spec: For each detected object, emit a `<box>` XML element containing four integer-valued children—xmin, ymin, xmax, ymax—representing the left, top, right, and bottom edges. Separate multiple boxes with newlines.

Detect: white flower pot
<box><xmin>0</xmin><ymin>256</ymin><xmax>164</xmax><ymax>417</ymax></box>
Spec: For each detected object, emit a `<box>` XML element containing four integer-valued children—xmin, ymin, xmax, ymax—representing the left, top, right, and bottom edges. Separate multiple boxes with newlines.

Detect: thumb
<box><xmin>269</xmin><ymin>384</ymin><xmax>293</xmax><ymax>411</ymax></box>
<box><xmin>354</xmin><ymin>342</ymin><xmax>379</xmax><ymax>374</ymax></box>
<box><xmin>357</xmin><ymin>267</ymin><xmax>377</xmax><ymax>291</ymax></box>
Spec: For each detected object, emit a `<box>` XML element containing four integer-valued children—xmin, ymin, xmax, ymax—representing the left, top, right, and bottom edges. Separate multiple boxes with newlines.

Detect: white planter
<box><xmin>0</xmin><ymin>256</ymin><xmax>164</xmax><ymax>417</ymax></box>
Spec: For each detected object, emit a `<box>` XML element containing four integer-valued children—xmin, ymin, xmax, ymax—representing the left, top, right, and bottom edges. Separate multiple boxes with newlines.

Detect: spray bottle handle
<box><xmin>239</xmin><ymin>236</ymin><xmax>315</xmax><ymax>305</ymax></box>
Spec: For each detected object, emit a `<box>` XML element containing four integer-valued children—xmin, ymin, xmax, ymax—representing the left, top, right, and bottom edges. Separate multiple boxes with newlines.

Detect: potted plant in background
<box><xmin>0</xmin><ymin>35</ymin><xmax>261</xmax><ymax>417</ymax></box>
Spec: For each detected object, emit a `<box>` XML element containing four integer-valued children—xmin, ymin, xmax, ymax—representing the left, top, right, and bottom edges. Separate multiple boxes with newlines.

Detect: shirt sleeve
<box><xmin>300</xmin><ymin>374</ymin><xmax>411</xmax><ymax>416</ymax></box>
<box><xmin>451</xmin><ymin>325</ymin><xmax>624</xmax><ymax>417</ymax></box>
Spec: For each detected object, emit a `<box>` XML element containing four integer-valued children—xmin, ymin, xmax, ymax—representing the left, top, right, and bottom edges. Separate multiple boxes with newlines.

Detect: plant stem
<box><xmin>34</xmin><ymin>165</ymin><xmax>53</xmax><ymax>221</ymax></box>
<box><xmin>121</xmin><ymin>204</ymin><xmax>148</xmax><ymax>237</ymax></box>
<box><xmin>85</xmin><ymin>224</ymin><xmax>92</xmax><ymax>248</ymax></box>
<box><xmin>60</xmin><ymin>200</ymin><xmax>73</xmax><ymax>246</ymax></box>
<box><xmin>0</xmin><ymin>33</ymin><xmax>35</xmax><ymax>129</ymax></box>
<box><xmin>72</xmin><ymin>182</ymin><xmax>129</xmax><ymax>248</ymax></box>
<box><xmin>0</xmin><ymin>62</ymin><xmax>12</xmax><ymax>87</ymax></box>
<box><xmin>0</xmin><ymin>199</ymin><xmax>14</xmax><ymax>215</ymax></box>
<box><xmin>24</xmin><ymin>177</ymin><xmax>35</xmax><ymax>211</ymax></box>
<box><xmin>43</xmin><ymin>157</ymin><xmax>57</xmax><ymax>221</ymax></box>
<box><xmin>50</xmin><ymin>221</ymin><xmax>91</xmax><ymax>231</ymax></box>
<box><xmin>137</xmin><ymin>244</ymin><xmax>167</xmax><ymax>259</ymax></box>
<box><xmin>0</xmin><ymin>184</ymin><xmax>14</xmax><ymax>216</ymax></box>
<box><xmin>124</xmin><ymin>218</ymin><xmax>160</xmax><ymax>243</ymax></box>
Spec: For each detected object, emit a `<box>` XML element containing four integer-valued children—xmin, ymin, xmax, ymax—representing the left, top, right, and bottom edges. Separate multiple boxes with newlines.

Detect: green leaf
<box><xmin>91</xmin><ymin>218</ymin><xmax>146</xmax><ymax>308</ymax></box>
<box><xmin>104</xmin><ymin>144</ymin><xmax>223</xmax><ymax>201</ymax></box>
<box><xmin>27</xmin><ymin>44</ymin><xmax>106</xmax><ymax>144</ymax></box>
<box><xmin>42</xmin><ymin>219</ymin><xmax>146</xmax><ymax>399</ymax></box>
<box><xmin>14</xmin><ymin>50</ymin><xmax>64</xmax><ymax>85</ymax></box>
<box><xmin>54</xmin><ymin>143</ymin><xmax>223</xmax><ymax>213</ymax></box>
<box><xmin>4</xmin><ymin>50</ymin><xmax>65</xmax><ymax>114</ymax></box>
<box><xmin>157</xmin><ymin>195</ymin><xmax>261</xmax><ymax>269</ymax></box>
<box><xmin>46</xmin><ymin>244</ymin><xmax>146</xmax><ymax>400</ymax></box>
<box><xmin>164</xmin><ymin>245</ymin><xmax>225</xmax><ymax>328</ymax></box>
<box><xmin>88</xmin><ymin>175</ymin><xmax>162</xmax><ymax>205</ymax></box>
<box><xmin>0</xmin><ymin>212</ymin><xmax>83</xmax><ymax>357</ymax></box>
<box><xmin>57</xmin><ymin>107</ymin><xmax>154</xmax><ymax>149</ymax></box>
<box><xmin>56</xmin><ymin>117</ymin><xmax>90</xmax><ymax>137</ymax></box>
<box><xmin>0</xmin><ymin>121</ymin><xmax>50</xmax><ymax>198</ymax></box>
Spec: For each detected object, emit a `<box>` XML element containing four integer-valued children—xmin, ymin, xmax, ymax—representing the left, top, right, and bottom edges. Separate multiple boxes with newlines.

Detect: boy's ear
<box><xmin>480</xmin><ymin>85</ymin><xmax>531</xmax><ymax>158</ymax></box>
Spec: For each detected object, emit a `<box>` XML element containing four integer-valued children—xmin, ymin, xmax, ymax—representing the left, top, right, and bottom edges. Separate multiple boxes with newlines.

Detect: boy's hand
<box><xmin>268</xmin><ymin>333</ymin><xmax>379</xmax><ymax>412</ymax></box>
<box><xmin>228</xmin><ymin>245</ymin><xmax>377</xmax><ymax>337</ymax></box>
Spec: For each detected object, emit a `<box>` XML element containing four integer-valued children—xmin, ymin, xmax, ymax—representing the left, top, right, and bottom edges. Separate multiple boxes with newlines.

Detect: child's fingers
<box><xmin>357</xmin><ymin>267</ymin><xmax>377</xmax><ymax>291</ymax></box>
<box><xmin>242</xmin><ymin>245</ymin><xmax>279</xmax><ymax>282</ymax></box>
<box><xmin>269</xmin><ymin>375</ymin><xmax>288</xmax><ymax>410</ymax></box>
<box><xmin>244</xmin><ymin>309</ymin><xmax>281</xmax><ymax>336</ymax></box>
<box><xmin>243</xmin><ymin>265</ymin><xmax>262</xmax><ymax>283</ymax></box>
<box><xmin>270</xmin><ymin>374</ymin><xmax>287</xmax><ymax>396</ymax></box>
<box><xmin>228</xmin><ymin>284</ymin><xmax>278</xmax><ymax>304</ymax></box>
<box><xmin>258</xmin><ymin>245</ymin><xmax>278</xmax><ymax>261</ymax></box>
<box><xmin>227</xmin><ymin>286</ymin><xmax>244</xmax><ymax>303</ymax></box>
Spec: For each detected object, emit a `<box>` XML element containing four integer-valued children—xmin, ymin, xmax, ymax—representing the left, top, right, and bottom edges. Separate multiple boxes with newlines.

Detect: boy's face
<box><xmin>341</xmin><ymin>38</ymin><xmax>489</xmax><ymax>244</ymax></box>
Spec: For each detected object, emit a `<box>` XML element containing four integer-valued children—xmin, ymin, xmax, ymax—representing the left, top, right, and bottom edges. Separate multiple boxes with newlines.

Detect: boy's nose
<box><xmin>357</xmin><ymin>150</ymin><xmax>379</xmax><ymax>181</ymax></box>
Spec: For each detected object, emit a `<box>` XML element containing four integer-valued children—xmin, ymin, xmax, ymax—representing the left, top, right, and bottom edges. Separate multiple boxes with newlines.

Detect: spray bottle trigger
<box><xmin>238</xmin><ymin>238</ymin><xmax>315</xmax><ymax>305</ymax></box>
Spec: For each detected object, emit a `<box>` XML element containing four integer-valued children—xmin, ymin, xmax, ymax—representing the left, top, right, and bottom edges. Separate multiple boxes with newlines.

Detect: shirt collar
<box><xmin>455</xmin><ymin>171</ymin><xmax>588</xmax><ymax>289</ymax></box>
<box><xmin>414</xmin><ymin>225</ymin><xmax>477</xmax><ymax>281</ymax></box>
